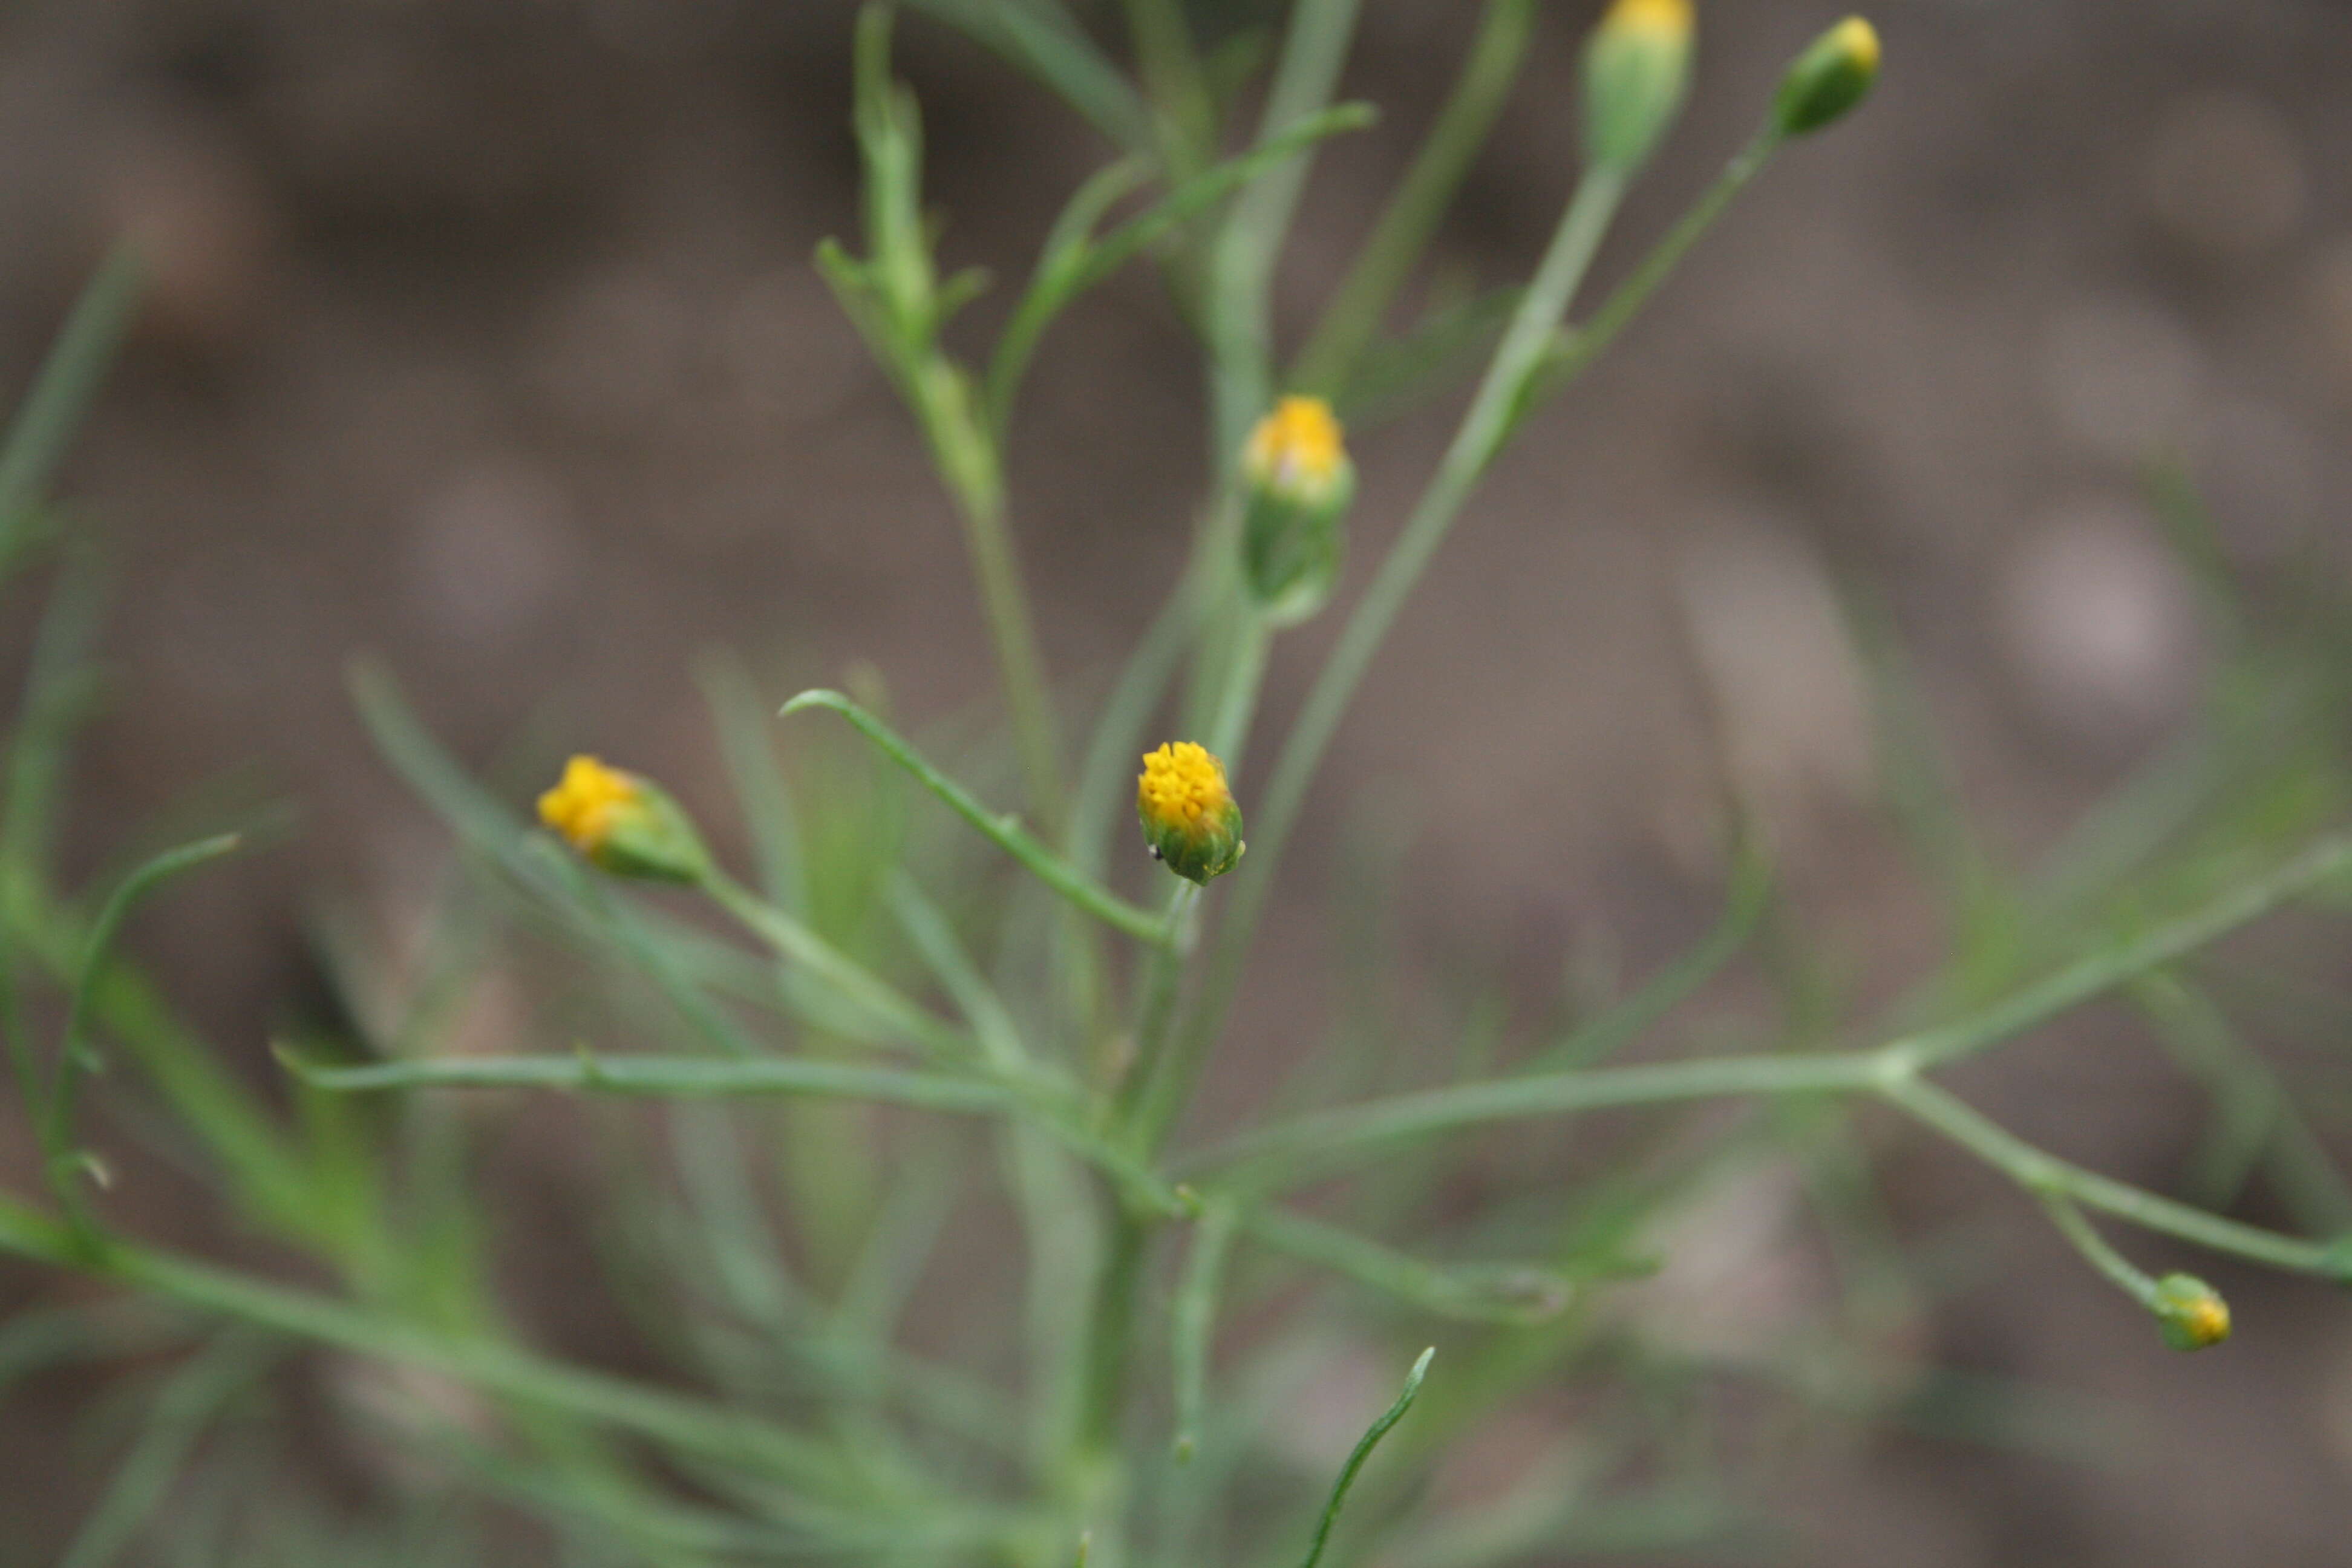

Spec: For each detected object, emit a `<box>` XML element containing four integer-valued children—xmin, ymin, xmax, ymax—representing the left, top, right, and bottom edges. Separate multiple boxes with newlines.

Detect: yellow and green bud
<box><xmin>538</xmin><ymin>755</ymin><xmax>710</xmax><ymax>883</ymax></box>
<box><xmin>1582</xmin><ymin>0</ymin><xmax>1694</xmax><ymax>175</ymax></box>
<box><xmin>1137</xmin><ymin>742</ymin><xmax>1246</xmax><ymax>886</ymax></box>
<box><xmin>1773</xmin><ymin>17</ymin><xmax>1880</xmax><ymax>137</ymax></box>
<box><xmin>1241</xmin><ymin>396</ymin><xmax>1354</xmax><ymax>623</ymax></box>
<box><xmin>2150</xmin><ymin>1272</ymin><xmax>2230</xmax><ymax>1352</ymax></box>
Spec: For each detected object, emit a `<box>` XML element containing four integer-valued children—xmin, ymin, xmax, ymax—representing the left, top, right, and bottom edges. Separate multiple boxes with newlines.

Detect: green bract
<box><xmin>1581</xmin><ymin>0</ymin><xmax>1694</xmax><ymax>175</ymax></box>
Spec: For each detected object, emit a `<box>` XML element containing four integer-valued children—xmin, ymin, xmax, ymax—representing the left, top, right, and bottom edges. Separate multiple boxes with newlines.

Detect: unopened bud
<box><xmin>1241</xmin><ymin>396</ymin><xmax>1354</xmax><ymax>623</ymax></box>
<box><xmin>1773</xmin><ymin>17</ymin><xmax>1880</xmax><ymax>137</ymax></box>
<box><xmin>538</xmin><ymin>755</ymin><xmax>710</xmax><ymax>883</ymax></box>
<box><xmin>2151</xmin><ymin>1272</ymin><xmax>2230</xmax><ymax>1352</ymax></box>
<box><xmin>1137</xmin><ymin>742</ymin><xmax>1246</xmax><ymax>886</ymax></box>
<box><xmin>1582</xmin><ymin>0</ymin><xmax>1695</xmax><ymax>174</ymax></box>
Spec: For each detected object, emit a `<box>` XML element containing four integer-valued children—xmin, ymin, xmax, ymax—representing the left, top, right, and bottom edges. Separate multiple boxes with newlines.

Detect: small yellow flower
<box><xmin>1241</xmin><ymin>397</ymin><xmax>1354</xmax><ymax>622</ymax></box>
<box><xmin>1137</xmin><ymin>742</ymin><xmax>1246</xmax><ymax>885</ymax></box>
<box><xmin>538</xmin><ymin>755</ymin><xmax>708</xmax><ymax>882</ymax></box>
<box><xmin>1829</xmin><ymin>15</ymin><xmax>1880</xmax><ymax>73</ymax></box>
<box><xmin>1243</xmin><ymin>397</ymin><xmax>1350</xmax><ymax>502</ymax></box>
<box><xmin>1774</xmin><ymin>16</ymin><xmax>1880</xmax><ymax>137</ymax></box>
<box><xmin>539</xmin><ymin>756</ymin><xmax>641</xmax><ymax>854</ymax></box>
<box><xmin>2151</xmin><ymin>1273</ymin><xmax>2230</xmax><ymax>1351</ymax></box>
<box><xmin>1602</xmin><ymin>0</ymin><xmax>1693</xmax><ymax>42</ymax></box>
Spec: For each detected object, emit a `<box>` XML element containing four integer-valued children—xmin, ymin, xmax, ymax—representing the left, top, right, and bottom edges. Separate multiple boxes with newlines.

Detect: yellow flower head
<box><xmin>1241</xmin><ymin>397</ymin><xmax>1356</xmax><ymax>622</ymax></box>
<box><xmin>1138</xmin><ymin>742</ymin><xmax>1231</xmax><ymax>834</ymax></box>
<box><xmin>1829</xmin><ymin>16</ymin><xmax>1880</xmax><ymax>73</ymax></box>
<box><xmin>1601</xmin><ymin>0</ymin><xmax>1693</xmax><ymax>44</ymax></box>
<box><xmin>1137</xmin><ymin>742</ymin><xmax>1246</xmax><ymax>885</ymax></box>
<box><xmin>539</xmin><ymin>756</ymin><xmax>643</xmax><ymax>854</ymax></box>
<box><xmin>1243</xmin><ymin>397</ymin><xmax>1350</xmax><ymax>502</ymax></box>
<box><xmin>538</xmin><ymin>755</ymin><xmax>708</xmax><ymax>882</ymax></box>
<box><xmin>1774</xmin><ymin>15</ymin><xmax>1880</xmax><ymax>136</ymax></box>
<box><xmin>2152</xmin><ymin>1273</ymin><xmax>2231</xmax><ymax>1352</ymax></box>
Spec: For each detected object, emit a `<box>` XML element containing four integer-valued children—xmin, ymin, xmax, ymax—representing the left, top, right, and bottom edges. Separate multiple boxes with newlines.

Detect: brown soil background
<box><xmin>5</xmin><ymin>0</ymin><xmax>2352</xmax><ymax>1562</ymax></box>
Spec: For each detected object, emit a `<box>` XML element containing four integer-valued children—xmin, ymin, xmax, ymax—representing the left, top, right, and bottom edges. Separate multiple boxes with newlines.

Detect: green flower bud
<box><xmin>1241</xmin><ymin>397</ymin><xmax>1354</xmax><ymax>624</ymax></box>
<box><xmin>1582</xmin><ymin>0</ymin><xmax>1694</xmax><ymax>175</ymax></box>
<box><xmin>2151</xmin><ymin>1273</ymin><xmax>2230</xmax><ymax>1352</ymax></box>
<box><xmin>1773</xmin><ymin>17</ymin><xmax>1880</xmax><ymax>137</ymax></box>
<box><xmin>1137</xmin><ymin>742</ymin><xmax>1246</xmax><ymax>885</ymax></box>
<box><xmin>538</xmin><ymin>755</ymin><xmax>711</xmax><ymax>883</ymax></box>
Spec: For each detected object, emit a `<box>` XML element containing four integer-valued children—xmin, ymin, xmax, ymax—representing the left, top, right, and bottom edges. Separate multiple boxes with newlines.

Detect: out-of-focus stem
<box><xmin>1203</xmin><ymin>0</ymin><xmax>1365</xmax><ymax>462</ymax></box>
<box><xmin>1160</xmin><ymin>161</ymin><xmax>1630</xmax><ymax>1152</ymax></box>
<box><xmin>1292</xmin><ymin>0</ymin><xmax>1539</xmax><ymax>396</ymax></box>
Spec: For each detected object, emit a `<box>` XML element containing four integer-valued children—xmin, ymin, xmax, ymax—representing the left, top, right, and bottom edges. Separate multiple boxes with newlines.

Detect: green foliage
<box><xmin>5</xmin><ymin>8</ymin><xmax>2352</xmax><ymax>1568</ymax></box>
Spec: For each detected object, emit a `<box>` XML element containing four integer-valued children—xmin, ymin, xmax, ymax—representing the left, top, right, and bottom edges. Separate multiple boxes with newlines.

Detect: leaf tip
<box><xmin>779</xmin><ymin>688</ymin><xmax>848</xmax><ymax>719</ymax></box>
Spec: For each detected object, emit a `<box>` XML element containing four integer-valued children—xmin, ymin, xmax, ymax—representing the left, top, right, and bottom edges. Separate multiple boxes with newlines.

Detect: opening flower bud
<box><xmin>2150</xmin><ymin>1272</ymin><xmax>2230</xmax><ymax>1352</ymax></box>
<box><xmin>1582</xmin><ymin>0</ymin><xmax>1694</xmax><ymax>175</ymax></box>
<box><xmin>1137</xmin><ymin>742</ymin><xmax>1246</xmax><ymax>886</ymax></box>
<box><xmin>1241</xmin><ymin>396</ymin><xmax>1354</xmax><ymax>624</ymax></box>
<box><xmin>538</xmin><ymin>755</ymin><xmax>710</xmax><ymax>883</ymax></box>
<box><xmin>1773</xmin><ymin>17</ymin><xmax>1880</xmax><ymax>137</ymax></box>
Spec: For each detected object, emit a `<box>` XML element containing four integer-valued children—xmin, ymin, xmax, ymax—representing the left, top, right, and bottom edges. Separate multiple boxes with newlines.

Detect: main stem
<box><xmin>1155</xmin><ymin>163</ymin><xmax>1630</xmax><ymax>1151</ymax></box>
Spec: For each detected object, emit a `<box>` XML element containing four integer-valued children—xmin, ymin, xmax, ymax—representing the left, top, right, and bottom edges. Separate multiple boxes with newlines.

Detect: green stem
<box><xmin>1526</xmin><ymin>840</ymin><xmax>1771</xmax><ymax>1071</ymax></box>
<box><xmin>1073</xmin><ymin>1207</ymin><xmax>1152</xmax><ymax>1465</ymax></box>
<box><xmin>44</xmin><ymin>834</ymin><xmax>243</xmax><ymax>1223</ymax></box>
<box><xmin>1114</xmin><ymin>883</ymin><xmax>1199</xmax><ymax>1122</ymax></box>
<box><xmin>1204</xmin><ymin>0</ymin><xmax>1366</xmax><ymax>460</ymax></box>
<box><xmin>1527</xmin><ymin>129</ymin><xmax>1781</xmax><ymax>414</ymax></box>
<box><xmin>1204</xmin><ymin>614</ymin><xmax>1271</xmax><ymax>770</ymax></box>
<box><xmin>1069</xmin><ymin>558</ymin><xmax>1210</xmax><ymax>882</ymax></box>
<box><xmin>1168</xmin><ymin>1197</ymin><xmax>1238</xmax><ymax>1463</ymax></box>
<box><xmin>2133</xmin><ymin>971</ymin><xmax>2352</xmax><ymax>1235</ymax></box>
<box><xmin>1881</xmin><ymin>830</ymin><xmax>2352</xmax><ymax>1073</ymax></box>
<box><xmin>1876</xmin><ymin>1073</ymin><xmax>2345</xmax><ymax>1279</ymax></box>
<box><xmin>1296</xmin><ymin>1348</ymin><xmax>1432</xmax><ymax>1568</ymax></box>
<box><xmin>1291</xmin><ymin>0</ymin><xmax>1538</xmax><ymax>396</ymax></box>
<box><xmin>284</xmin><ymin>1046</ymin><xmax>1188</xmax><ymax>1223</ymax></box>
<box><xmin>780</xmin><ymin>690</ymin><xmax>1174</xmax><ymax>946</ymax></box>
<box><xmin>701</xmin><ymin>867</ymin><xmax>978</xmax><ymax>1060</ymax></box>
<box><xmin>0</xmin><ymin>246</ymin><xmax>143</xmax><ymax>572</ymax></box>
<box><xmin>2036</xmin><ymin>1192</ymin><xmax>2158</xmax><ymax>1306</ymax></box>
<box><xmin>1162</xmin><ymin>162</ymin><xmax>1630</xmax><ymax>1152</ymax></box>
<box><xmin>285</xmin><ymin>1046</ymin><xmax>1021</xmax><ymax>1114</ymax></box>
<box><xmin>1122</xmin><ymin>0</ymin><xmax>1215</xmax><ymax>178</ymax></box>
<box><xmin>5</xmin><ymin>880</ymin><xmax>313</xmax><ymax>1243</ymax></box>
<box><xmin>1186</xmin><ymin>1051</ymin><xmax>1875</xmax><ymax>1177</ymax></box>
<box><xmin>0</xmin><ymin>1195</ymin><xmax>890</xmax><ymax>1503</ymax></box>
<box><xmin>1239</xmin><ymin>1204</ymin><xmax>1578</xmax><ymax>1324</ymax></box>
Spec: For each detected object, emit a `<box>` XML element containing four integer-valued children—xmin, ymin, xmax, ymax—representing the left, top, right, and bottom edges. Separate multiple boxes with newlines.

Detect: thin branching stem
<box><xmin>1160</xmin><ymin>159</ymin><xmax>1632</xmax><ymax>1152</ymax></box>
<box><xmin>1296</xmin><ymin>1348</ymin><xmax>1432</xmax><ymax>1568</ymax></box>
<box><xmin>1292</xmin><ymin>0</ymin><xmax>1540</xmax><ymax>396</ymax></box>
<box><xmin>781</xmin><ymin>690</ymin><xmax>1174</xmax><ymax>946</ymax></box>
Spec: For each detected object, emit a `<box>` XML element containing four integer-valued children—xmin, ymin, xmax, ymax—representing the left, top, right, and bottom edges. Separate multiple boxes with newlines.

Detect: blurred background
<box><xmin>4</xmin><ymin>0</ymin><xmax>2352</xmax><ymax>1561</ymax></box>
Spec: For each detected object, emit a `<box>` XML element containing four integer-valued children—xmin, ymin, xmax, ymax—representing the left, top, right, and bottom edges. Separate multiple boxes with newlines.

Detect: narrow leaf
<box><xmin>781</xmin><ymin>690</ymin><xmax>1172</xmax><ymax>944</ymax></box>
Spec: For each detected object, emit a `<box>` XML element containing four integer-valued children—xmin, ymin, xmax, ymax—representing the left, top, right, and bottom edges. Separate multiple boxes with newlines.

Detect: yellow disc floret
<box><xmin>1829</xmin><ymin>15</ymin><xmax>1880</xmax><ymax>74</ymax></box>
<box><xmin>1243</xmin><ymin>397</ymin><xmax>1349</xmax><ymax>501</ymax></box>
<box><xmin>1139</xmin><ymin>741</ymin><xmax>1232</xmax><ymax>831</ymax></box>
<box><xmin>1601</xmin><ymin>0</ymin><xmax>1693</xmax><ymax>43</ymax></box>
<box><xmin>539</xmin><ymin>756</ymin><xmax>643</xmax><ymax>855</ymax></box>
<box><xmin>2152</xmin><ymin>1272</ymin><xmax>2231</xmax><ymax>1352</ymax></box>
<box><xmin>1137</xmin><ymin>742</ymin><xmax>1246</xmax><ymax>885</ymax></box>
<box><xmin>2180</xmin><ymin>1294</ymin><xmax>2230</xmax><ymax>1349</ymax></box>
<box><xmin>1241</xmin><ymin>397</ymin><xmax>1356</xmax><ymax>621</ymax></box>
<box><xmin>538</xmin><ymin>754</ymin><xmax>709</xmax><ymax>882</ymax></box>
